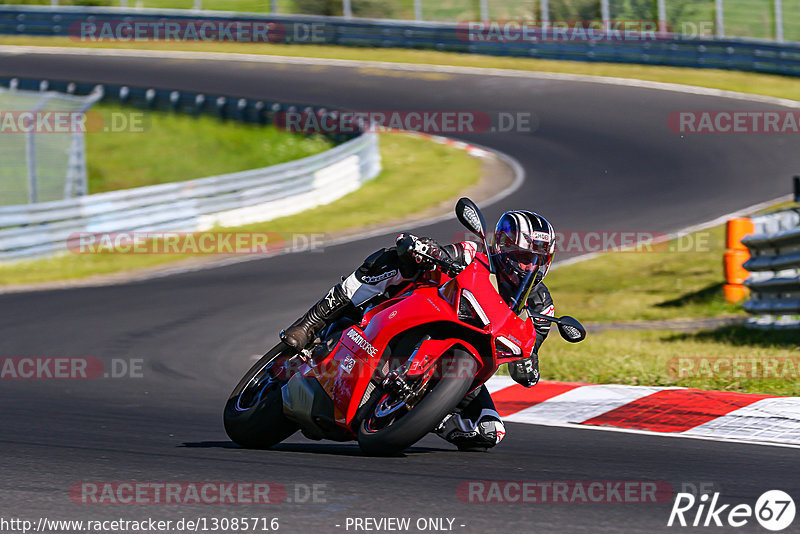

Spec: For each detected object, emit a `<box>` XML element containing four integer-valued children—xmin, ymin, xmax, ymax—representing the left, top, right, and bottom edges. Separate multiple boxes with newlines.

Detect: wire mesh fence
<box><xmin>0</xmin><ymin>86</ymin><xmax>100</xmax><ymax>206</ymax></box>
<box><xmin>2</xmin><ymin>0</ymin><xmax>796</xmax><ymax>41</ymax></box>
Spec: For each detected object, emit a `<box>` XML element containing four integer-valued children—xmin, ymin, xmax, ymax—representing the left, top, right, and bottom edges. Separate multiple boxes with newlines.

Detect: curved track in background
<box><xmin>1</xmin><ymin>50</ymin><xmax>799</xmax><ymax>533</ymax></box>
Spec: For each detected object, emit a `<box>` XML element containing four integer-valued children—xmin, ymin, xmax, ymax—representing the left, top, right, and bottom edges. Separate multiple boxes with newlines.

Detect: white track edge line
<box><xmin>505</xmin><ymin>417</ymin><xmax>800</xmax><ymax>449</ymax></box>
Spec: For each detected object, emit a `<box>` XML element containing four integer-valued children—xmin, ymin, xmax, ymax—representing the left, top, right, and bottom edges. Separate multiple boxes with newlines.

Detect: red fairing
<box><xmin>298</xmin><ymin>253</ymin><xmax>537</xmax><ymax>436</ymax></box>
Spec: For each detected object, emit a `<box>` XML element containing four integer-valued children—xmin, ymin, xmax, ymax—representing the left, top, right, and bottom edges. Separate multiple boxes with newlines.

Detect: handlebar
<box><xmin>414</xmin><ymin>250</ymin><xmax>465</xmax><ymax>277</ymax></box>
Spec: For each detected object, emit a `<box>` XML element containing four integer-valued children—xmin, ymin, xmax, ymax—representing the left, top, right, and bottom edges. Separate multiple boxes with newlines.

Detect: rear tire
<box><xmin>357</xmin><ymin>349</ymin><xmax>476</xmax><ymax>456</ymax></box>
<box><xmin>224</xmin><ymin>344</ymin><xmax>299</xmax><ymax>449</ymax></box>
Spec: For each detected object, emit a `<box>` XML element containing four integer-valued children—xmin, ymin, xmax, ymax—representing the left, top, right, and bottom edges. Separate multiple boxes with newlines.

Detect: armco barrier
<box><xmin>0</xmin><ymin>132</ymin><xmax>380</xmax><ymax>260</ymax></box>
<box><xmin>1</xmin><ymin>5</ymin><xmax>800</xmax><ymax>77</ymax></box>
<box><xmin>741</xmin><ymin>208</ymin><xmax>800</xmax><ymax>328</ymax></box>
<box><xmin>0</xmin><ymin>77</ymin><xmax>380</xmax><ymax>260</ymax></box>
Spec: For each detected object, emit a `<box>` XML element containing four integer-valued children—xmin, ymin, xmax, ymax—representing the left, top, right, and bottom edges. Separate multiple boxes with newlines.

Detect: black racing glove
<box><xmin>396</xmin><ymin>234</ymin><xmax>443</xmax><ymax>268</ymax></box>
<box><xmin>509</xmin><ymin>353</ymin><xmax>540</xmax><ymax>388</ymax></box>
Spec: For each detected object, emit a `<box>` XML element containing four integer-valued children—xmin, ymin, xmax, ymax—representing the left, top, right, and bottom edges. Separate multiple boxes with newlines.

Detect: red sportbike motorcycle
<box><xmin>224</xmin><ymin>198</ymin><xmax>585</xmax><ymax>455</ymax></box>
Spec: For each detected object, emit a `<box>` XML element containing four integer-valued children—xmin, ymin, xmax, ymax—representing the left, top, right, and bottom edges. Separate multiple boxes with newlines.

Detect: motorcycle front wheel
<box><xmin>357</xmin><ymin>349</ymin><xmax>477</xmax><ymax>456</ymax></box>
<box><xmin>223</xmin><ymin>343</ymin><xmax>299</xmax><ymax>449</ymax></box>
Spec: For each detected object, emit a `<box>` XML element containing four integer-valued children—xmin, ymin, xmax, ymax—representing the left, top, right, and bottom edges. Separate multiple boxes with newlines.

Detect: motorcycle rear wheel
<box><xmin>223</xmin><ymin>343</ymin><xmax>299</xmax><ymax>449</ymax></box>
<box><xmin>357</xmin><ymin>349</ymin><xmax>477</xmax><ymax>456</ymax></box>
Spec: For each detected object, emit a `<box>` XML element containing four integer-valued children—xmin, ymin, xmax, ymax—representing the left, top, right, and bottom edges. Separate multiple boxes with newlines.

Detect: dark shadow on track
<box><xmin>180</xmin><ymin>441</ymin><xmax>241</xmax><ymax>449</ymax></box>
<box><xmin>182</xmin><ymin>440</ymin><xmax>451</xmax><ymax>457</ymax></box>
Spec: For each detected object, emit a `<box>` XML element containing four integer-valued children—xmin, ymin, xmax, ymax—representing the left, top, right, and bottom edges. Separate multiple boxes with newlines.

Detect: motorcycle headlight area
<box><xmin>457</xmin><ymin>289</ymin><xmax>490</xmax><ymax>327</ymax></box>
<box><xmin>494</xmin><ymin>336</ymin><xmax>522</xmax><ymax>359</ymax></box>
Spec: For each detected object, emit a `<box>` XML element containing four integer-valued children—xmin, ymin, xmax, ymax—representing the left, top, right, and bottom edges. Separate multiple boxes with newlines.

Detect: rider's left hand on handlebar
<box><xmin>396</xmin><ymin>234</ymin><xmax>441</xmax><ymax>266</ymax></box>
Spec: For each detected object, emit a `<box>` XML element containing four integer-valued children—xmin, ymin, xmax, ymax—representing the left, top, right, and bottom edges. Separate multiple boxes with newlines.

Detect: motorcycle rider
<box><xmin>281</xmin><ymin>210</ymin><xmax>557</xmax><ymax>451</ymax></box>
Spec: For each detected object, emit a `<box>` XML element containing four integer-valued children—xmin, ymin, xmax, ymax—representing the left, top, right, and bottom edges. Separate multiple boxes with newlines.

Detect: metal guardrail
<box><xmin>0</xmin><ymin>77</ymin><xmax>380</xmax><ymax>260</ymax></box>
<box><xmin>2</xmin><ymin>5</ymin><xmax>800</xmax><ymax>77</ymax></box>
<box><xmin>742</xmin><ymin>208</ymin><xmax>800</xmax><ymax>328</ymax></box>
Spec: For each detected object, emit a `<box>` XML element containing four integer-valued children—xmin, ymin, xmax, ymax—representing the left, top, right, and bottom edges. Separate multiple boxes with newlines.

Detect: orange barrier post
<box><xmin>723</xmin><ymin>218</ymin><xmax>754</xmax><ymax>303</ymax></box>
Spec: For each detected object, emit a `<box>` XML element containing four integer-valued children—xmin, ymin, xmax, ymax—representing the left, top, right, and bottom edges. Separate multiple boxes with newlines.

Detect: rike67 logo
<box><xmin>668</xmin><ymin>490</ymin><xmax>795</xmax><ymax>531</ymax></box>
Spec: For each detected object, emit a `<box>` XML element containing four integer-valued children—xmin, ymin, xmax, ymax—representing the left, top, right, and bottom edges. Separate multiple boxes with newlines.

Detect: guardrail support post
<box><xmin>657</xmin><ymin>0</ymin><xmax>667</xmax><ymax>34</ymax></box>
<box><xmin>414</xmin><ymin>0</ymin><xmax>422</xmax><ymax>21</ymax></box>
<box><xmin>715</xmin><ymin>0</ymin><xmax>725</xmax><ymax>37</ymax></box>
<box><xmin>271</xmin><ymin>0</ymin><xmax>277</xmax><ymax>14</ymax></box>
<box><xmin>775</xmin><ymin>0</ymin><xmax>785</xmax><ymax>42</ymax></box>
<box><xmin>540</xmin><ymin>0</ymin><xmax>549</xmax><ymax>25</ymax></box>
<box><xmin>193</xmin><ymin>0</ymin><xmax>202</xmax><ymax>11</ymax></box>
<box><xmin>25</xmin><ymin>131</ymin><xmax>37</xmax><ymax>204</ymax></box>
<box><xmin>51</xmin><ymin>0</ymin><xmax>58</xmax><ymax>6</ymax></box>
<box><xmin>600</xmin><ymin>0</ymin><xmax>610</xmax><ymax>30</ymax></box>
<box><xmin>479</xmin><ymin>0</ymin><xmax>489</xmax><ymax>20</ymax></box>
<box><xmin>343</xmin><ymin>0</ymin><xmax>352</xmax><ymax>18</ymax></box>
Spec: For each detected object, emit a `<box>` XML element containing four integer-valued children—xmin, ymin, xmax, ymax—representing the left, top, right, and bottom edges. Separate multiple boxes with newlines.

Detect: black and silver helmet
<box><xmin>491</xmin><ymin>211</ymin><xmax>556</xmax><ymax>307</ymax></box>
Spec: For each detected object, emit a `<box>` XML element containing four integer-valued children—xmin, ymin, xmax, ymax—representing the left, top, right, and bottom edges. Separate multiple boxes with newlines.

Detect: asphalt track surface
<box><xmin>1</xmin><ymin>50</ymin><xmax>799</xmax><ymax>533</ymax></box>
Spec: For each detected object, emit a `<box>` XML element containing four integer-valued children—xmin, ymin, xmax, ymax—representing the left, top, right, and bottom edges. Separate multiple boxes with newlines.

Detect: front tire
<box><xmin>224</xmin><ymin>344</ymin><xmax>299</xmax><ymax>449</ymax></box>
<box><xmin>357</xmin><ymin>349</ymin><xmax>477</xmax><ymax>456</ymax></box>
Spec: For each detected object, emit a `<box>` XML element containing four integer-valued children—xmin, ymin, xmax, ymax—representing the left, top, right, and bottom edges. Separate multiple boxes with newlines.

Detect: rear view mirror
<box><xmin>456</xmin><ymin>197</ymin><xmax>486</xmax><ymax>240</ymax></box>
<box><xmin>557</xmin><ymin>316</ymin><xmax>586</xmax><ymax>343</ymax></box>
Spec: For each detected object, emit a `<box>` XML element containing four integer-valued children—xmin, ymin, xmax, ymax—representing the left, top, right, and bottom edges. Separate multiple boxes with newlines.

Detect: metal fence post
<box><xmin>25</xmin><ymin>130</ymin><xmax>37</xmax><ymax>204</ymax></box>
<box><xmin>51</xmin><ymin>0</ymin><xmax>58</xmax><ymax>6</ymax></box>
<box><xmin>715</xmin><ymin>0</ymin><xmax>724</xmax><ymax>37</ymax></box>
<box><xmin>193</xmin><ymin>0</ymin><xmax>202</xmax><ymax>10</ymax></box>
<box><xmin>414</xmin><ymin>0</ymin><xmax>422</xmax><ymax>21</ymax></box>
<box><xmin>343</xmin><ymin>0</ymin><xmax>352</xmax><ymax>18</ymax></box>
<box><xmin>657</xmin><ymin>0</ymin><xmax>667</xmax><ymax>33</ymax></box>
<box><xmin>271</xmin><ymin>0</ymin><xmax>277</xmax><ymax>14</ymax></box>
<box><xmin>600</xmin><ymin>0</ymin><xmax>610</xmax><ymax>30</ymax></box>
<box><xmin>775</xmin><ymin>0</ymin><xmax>784</xmax><ymax>42</ymax></box>
<box><xmin>479</xmin><ymin>0</ymin><xmax>489</xmax><ymax>20</ymax></box>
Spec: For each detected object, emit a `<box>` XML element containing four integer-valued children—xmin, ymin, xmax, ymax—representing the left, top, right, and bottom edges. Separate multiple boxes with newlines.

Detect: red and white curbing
<box><xmin>403</xmin><ymin>131</ymin><xmax>491</xmax><ymax>158</ymax></box>
<box><xmin>485</xmin><ymin>376</ymin><xmax>800</xmax><ymax>447</ymax></box>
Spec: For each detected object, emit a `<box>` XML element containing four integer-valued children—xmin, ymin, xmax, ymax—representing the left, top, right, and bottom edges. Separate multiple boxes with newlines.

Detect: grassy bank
<box><xmin>86</xmin><ymin>103</ymin><xmax>332</xmax><ymax>193</ymax></box>
<box><xmin>0</xmin><ymin>132</ymin><xmax>481</xmax><ymax>284</ymax></box>
<box><xmin>1</xmin><ymin>37</ymin><xmax>799</xmax><ymax>102</ymax></box>
<box><xmin>537</xmin><ymin>326</ymin><xmax>800</xmax><ymax>396</ymax></box>
<box><xmin>545</xmin><ymin>224</ymin><xmax>740</xmax><ymax>324</ymax></box>
<box><xmin>532</xmin><ymin>214</ymin><xmax>800</xmax><ymax>396</ymax></box>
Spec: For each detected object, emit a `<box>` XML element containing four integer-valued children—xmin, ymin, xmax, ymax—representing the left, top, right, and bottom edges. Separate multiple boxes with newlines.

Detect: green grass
<box><xmin>534</xmin><ymin>326</ymin><xmax>800</xmax><ymax>396</ymax></box>
<box><xmin>2</xmin><ymin>36</ymin><xmax>799</xmax><ymax>103</ymax></box>
<box><xmin>527</xmin><ymin>212</ymin><xmax>800</xmax><ymax>396</ymax></box>
<box><xmin>85</xmin><ymin>103</ymin><xmax>332</xmax><ymax>193</ymax></box>
<box><xmin>546</xmin><ymin>224</ymin><xmax>741</xmax><ymax>323</ymax></box>
<box><xmin>0</xmin><ymin>132</ymin><xmax>481</xmax><ymax>284</ymax></box>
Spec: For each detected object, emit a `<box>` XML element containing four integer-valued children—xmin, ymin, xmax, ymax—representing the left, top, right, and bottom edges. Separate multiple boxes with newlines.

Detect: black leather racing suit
<box><xmin>340</xmin><ymin>236</ymin><xmax>555</xmax><ymax>450</ymax></box>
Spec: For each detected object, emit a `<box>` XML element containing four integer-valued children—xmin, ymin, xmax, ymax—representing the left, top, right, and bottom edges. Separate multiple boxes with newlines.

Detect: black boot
<box><xmin>281</xmin><ymin>284</ymin><xmax>351</xmax><ymax>351</ymax></box>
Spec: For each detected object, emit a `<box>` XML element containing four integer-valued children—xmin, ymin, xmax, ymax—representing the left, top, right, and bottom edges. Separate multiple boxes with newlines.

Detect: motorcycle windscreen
<box><xmin>509</xmin><ymin>258</ymin><xmax>539</xmax><ymax>314</ymax></box>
